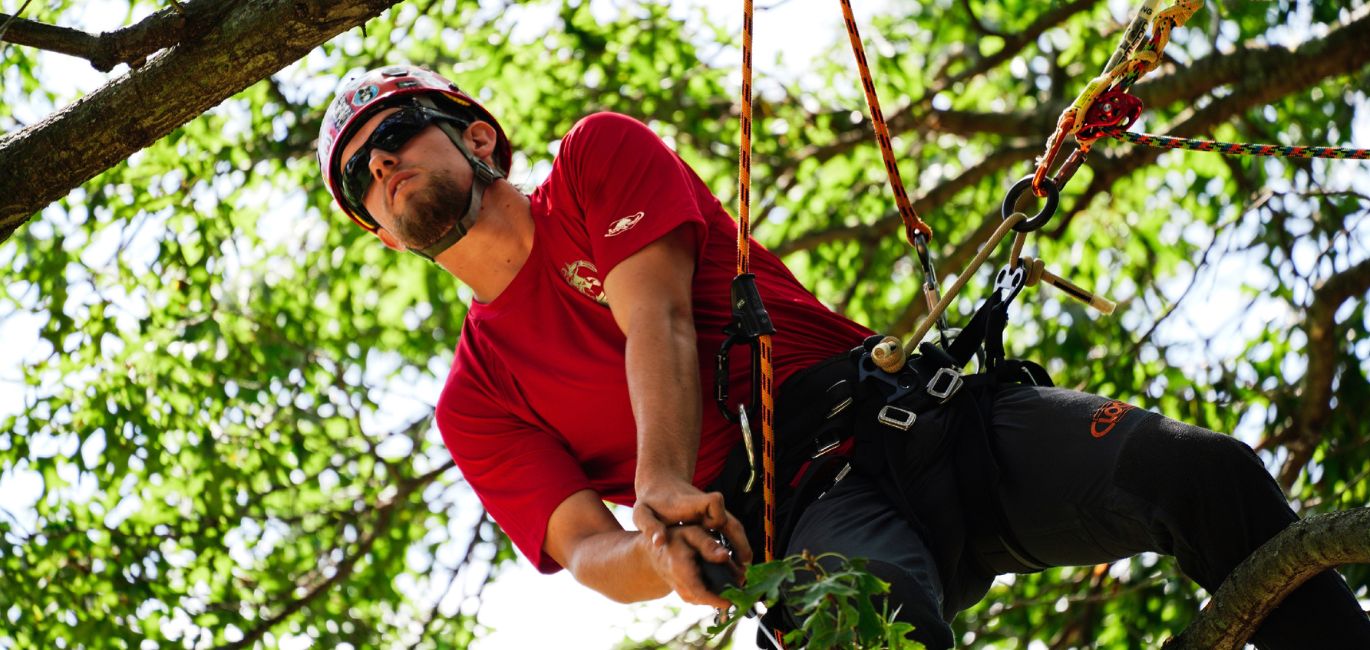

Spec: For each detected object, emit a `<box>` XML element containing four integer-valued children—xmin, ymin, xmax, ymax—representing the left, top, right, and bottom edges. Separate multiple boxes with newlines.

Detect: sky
<box><xmin>2</xmin><ymin>0</ymin><xmax>1367</xmax><ymax>649</ymax></box>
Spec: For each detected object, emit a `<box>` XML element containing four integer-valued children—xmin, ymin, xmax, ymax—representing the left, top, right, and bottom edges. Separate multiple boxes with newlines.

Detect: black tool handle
<box><xmin>699</xmin><ymin>557</ymin><xmax>738</xmax><ymax>595</ymax></box>
<box><xmin>698</xmin><ymin>530</ymin><xmax>740</xmax><ymax>595</ymax></box>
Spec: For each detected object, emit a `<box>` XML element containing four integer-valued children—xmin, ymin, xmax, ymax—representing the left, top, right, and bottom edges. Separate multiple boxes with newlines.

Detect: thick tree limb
<box><xmin>0</xmin><ymin>0</ymin><xmax>404</xmax><ymax>244</ymax></box>
<box><xmin>1048</xmin><ymin>9</ymin><xmax>1370</xmax><ymax>239</ymax></box>
<box><xmin>0</xmin><ymin>6</ymin><xmax>188</xmax><ymax>71</ymax></box>
<box><xmin>781</xmin><ymin>8</ymin><xmax>1370</xmax><ymax>196</ymax></box>
<box><xmin>915</xmin><ymin>7</ymin><xmax>1370</xmax><ymax>141</ymax></box>
<box><xmin>1164</xmin><ymin>508</ymin><xmax>1370</xmax><ymax>650</ymax></box>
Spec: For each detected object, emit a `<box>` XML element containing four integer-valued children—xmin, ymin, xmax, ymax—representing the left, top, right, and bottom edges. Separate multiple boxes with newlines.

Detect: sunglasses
<box><xmin>338</xmin><ymin>105</ymin><xmax>469</xmax><ymax>224</ymax></box>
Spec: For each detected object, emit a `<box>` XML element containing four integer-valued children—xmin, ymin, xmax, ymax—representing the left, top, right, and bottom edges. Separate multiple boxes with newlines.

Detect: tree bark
<box><xmin>0</xmin><ymin>0</ymin><xmax>402</xmax><ymax>244</ymax></box>
<box><xmin>1164</xmin><ymin>508</ymin><xmax>1370</xmax><ymax>650</ymax></box>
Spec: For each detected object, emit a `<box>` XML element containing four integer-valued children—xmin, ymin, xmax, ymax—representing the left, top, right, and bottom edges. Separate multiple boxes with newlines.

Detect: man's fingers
<box><xmin>722</xmin><ymin>512</ymin><xmax>753</xmax><ymax>565</ymax></box>
<box><xmin>667</xmin><ymin>527</ymin><xmax>734</xmax><ymax>609</ymax></box>
<box><xmin>632</xmin><ymin>502</ymin><xmax>668</xmax><ymax>547</ymax></box>
<box><xmin>636</xmin><ymin>482</ymin><xmax>721</xmax><ymax>528</ymax></box>
<box><xmin>700</xmin><ymin>491</ymin><xmax>728</xmax><ymax>530</ymax></box>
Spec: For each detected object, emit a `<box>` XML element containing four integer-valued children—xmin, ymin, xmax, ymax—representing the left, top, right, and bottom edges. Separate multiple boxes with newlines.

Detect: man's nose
<box><xmin>368</xmin><ymin>147</ymin><xmax>399</xmax><ymax>182</ymax></box>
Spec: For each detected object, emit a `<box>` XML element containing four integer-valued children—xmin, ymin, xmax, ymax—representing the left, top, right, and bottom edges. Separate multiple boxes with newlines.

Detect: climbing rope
<box><xmin>1109</xmin><ymin>130</ymin><xmax>1370</xmax><ymax>160</ymax></box>
<box><xmin>837</xmin><ymin>0</ymin><xmax>951</xmax><ymax>341</ymax></box>
<box><xmin>836</xmin><ymin>0</ymin><xmax>933</xmax><ymax>246</ymax></box>
<box><xmin>732</xmin><ymin>0</ymin><xmax>778</xmax><ymax>568</ymax></box>
<box><xmin>1032</xmin><ymin>0</ymin><xmax>1202</xmax><ymax>195</ymax></box>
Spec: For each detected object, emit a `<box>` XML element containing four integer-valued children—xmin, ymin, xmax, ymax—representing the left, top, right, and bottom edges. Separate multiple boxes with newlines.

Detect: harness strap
<box><xmin>409</xmin><ymin>97</ymin><xmax>507</xmax><ymax>263</ymax></box>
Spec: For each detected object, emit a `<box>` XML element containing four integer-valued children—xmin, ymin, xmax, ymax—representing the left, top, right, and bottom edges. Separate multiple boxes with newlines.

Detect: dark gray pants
<box><xmin>784</xmin><ymin>384</ymin><xmax>1370</xmax><ymax>649</ymax></box>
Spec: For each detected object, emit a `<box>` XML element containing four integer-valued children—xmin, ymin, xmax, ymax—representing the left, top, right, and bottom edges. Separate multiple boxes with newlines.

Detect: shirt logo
<box><xmin>605</xmin><ymin>211</ymin><xmax>646</xmax><ymax>238</ymax></box>
<box><xmin>1090</xmin><ymin>400</ymin><xmax>1137</xmax><ymax>438</ymax></box>
<box><xmin>561</xmin><ymin>260</ymin><xmax>609</xmax><ymax>306</ymax></box>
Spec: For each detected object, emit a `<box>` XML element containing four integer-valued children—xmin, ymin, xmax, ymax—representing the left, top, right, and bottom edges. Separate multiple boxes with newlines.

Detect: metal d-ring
<box><xmin>1002</xmin><ymin>175</ymin><xmax>1060</xmax><ymax>232</ymax></box>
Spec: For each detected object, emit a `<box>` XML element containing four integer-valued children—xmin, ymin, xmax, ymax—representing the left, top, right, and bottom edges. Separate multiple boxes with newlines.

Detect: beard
<box><xmin>390</xmin><ymin>169</ymin><xmax>471</xmax><ymax>251</ymax></box>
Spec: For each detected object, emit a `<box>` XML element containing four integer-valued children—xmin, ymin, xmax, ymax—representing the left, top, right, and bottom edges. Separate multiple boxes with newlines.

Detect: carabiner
<box><xmin>1002</xmin><ymin>176</ymin><xmax>1060</xmax><ymax>232</ymax></box>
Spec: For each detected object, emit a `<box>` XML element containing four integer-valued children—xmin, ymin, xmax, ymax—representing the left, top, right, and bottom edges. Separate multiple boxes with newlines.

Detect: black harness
<box><xmin>710</xmin><ymin>260</ymin><xmax>1055</xmax><ymax>635</ymax></box>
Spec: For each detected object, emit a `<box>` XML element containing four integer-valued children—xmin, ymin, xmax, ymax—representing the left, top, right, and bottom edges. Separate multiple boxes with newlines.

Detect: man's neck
<box><xmin>436</xmin><ymin>181</ymin><xmax>533</xmax><ymax>304</ymax></box>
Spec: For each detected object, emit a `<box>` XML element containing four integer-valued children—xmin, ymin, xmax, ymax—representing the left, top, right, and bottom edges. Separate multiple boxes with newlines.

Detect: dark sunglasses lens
<box><xmin>370</xmin><ymin>110</ymin><xmax>429</xmax><ymax>149</ymax></box>
<box><xmin>338</xmin><ymin>110</ymin><xmax>432</xmax><ymax>211</ymax></box>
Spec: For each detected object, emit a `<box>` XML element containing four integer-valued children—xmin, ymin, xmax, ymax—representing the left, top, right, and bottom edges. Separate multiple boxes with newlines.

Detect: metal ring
<box><xmin>1002</xmin><ymin>175</ymin><xmax>1060</xmax><ymax>232</ymax></box>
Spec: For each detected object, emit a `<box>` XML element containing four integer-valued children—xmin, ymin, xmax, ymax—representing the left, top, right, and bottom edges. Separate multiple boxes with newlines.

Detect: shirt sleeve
<box><xmin>556</xmin><ymin>112</ymin><xmax>710</xmax><ymax>275</ymax></box>
<box><xmin>436</xmin><ymin>338</ymin><xmax>591</xmax><ymax>574</ymax></box>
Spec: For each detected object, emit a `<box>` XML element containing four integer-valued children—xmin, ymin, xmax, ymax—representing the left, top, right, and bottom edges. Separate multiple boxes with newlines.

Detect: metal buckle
<box><xmin>877</xmin><ymin>405</ymin><xmax>917</xmax><ymax>431</ymax></box>
<box><xmin>812</xmin><ymin>437</ymin><xmax>842</xmax><ymax>459</ymax></box>
<box><xmin>826</xmin><ymin>397</ymin><xmax>853</xmax><ymax>419</ymax></box>
<box><xmin>926</xmin><ymin>367</ymin><xmax>964</xmax><ymax>401</ymax></box>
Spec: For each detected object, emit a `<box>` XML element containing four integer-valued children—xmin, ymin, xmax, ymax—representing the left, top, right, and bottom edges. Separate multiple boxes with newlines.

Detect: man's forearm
<box><xmin>566</xmin><ymin>528</ymin><xmax>672</xmax><ymax>603</ymax></box>
<box><xmin>626</xmin><ymin>306</ymin><xmax>703</xmax><ymax>490</ymax></box>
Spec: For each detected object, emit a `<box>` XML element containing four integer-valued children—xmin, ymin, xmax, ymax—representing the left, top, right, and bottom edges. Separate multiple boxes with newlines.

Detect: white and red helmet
<box><xmin>318</xmin><ymin>65</ymin><xmax>512</xmax><ymax>231</ymax></box>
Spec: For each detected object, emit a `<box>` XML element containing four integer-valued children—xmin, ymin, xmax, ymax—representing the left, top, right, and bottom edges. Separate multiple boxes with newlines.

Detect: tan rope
<box><xmin>905</xmin><ymin>212</ymin><xmax>1028</xmax><ymax>354</ymax></box>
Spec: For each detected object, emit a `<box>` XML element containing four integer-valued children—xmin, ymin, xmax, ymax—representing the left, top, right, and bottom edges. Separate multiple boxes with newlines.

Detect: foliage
<box><xmin>710</xmin><ymin>552</ymin><xmax>921</xmax><ymax>650</ymax></box>
<box><xmin>1</xmin><ymin>0</ymin><xmax>1368</xmax><ymax>647</ymax></box>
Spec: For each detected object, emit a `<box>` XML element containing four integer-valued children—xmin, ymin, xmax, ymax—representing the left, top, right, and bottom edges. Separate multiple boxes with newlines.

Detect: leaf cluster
<box><xmin>710</xmin><ymin>552</ymin><xmax>922</xmax><ymax>650</ymax></box>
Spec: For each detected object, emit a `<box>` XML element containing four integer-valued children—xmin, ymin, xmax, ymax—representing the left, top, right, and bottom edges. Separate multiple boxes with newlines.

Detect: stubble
<box><xmin>392</xmin><ymin>169</ymin><xmax>471</xmax><ymax>250</ymax></box>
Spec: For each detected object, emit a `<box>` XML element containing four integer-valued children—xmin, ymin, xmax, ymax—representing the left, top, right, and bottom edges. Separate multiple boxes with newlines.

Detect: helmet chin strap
<box><xmin>409</xmin><ymin>96</ymin><xmax>507</xmax><ymax>263</ymax></box>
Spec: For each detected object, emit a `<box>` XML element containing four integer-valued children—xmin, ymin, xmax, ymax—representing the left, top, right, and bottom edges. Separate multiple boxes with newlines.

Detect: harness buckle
<box><xmin>877</xmin><ymin>405</ymin><xmax>918</xmax><ymax>431</ymax></box>
<box><xmin>926</xmin><ymin>367</ymin><xmax>964</xmax><ymax>401</ymax></box>
<box><xmin>812</xmin><ymin>437</ymin><xmax>842</xmax><ymax>459</ymax></box>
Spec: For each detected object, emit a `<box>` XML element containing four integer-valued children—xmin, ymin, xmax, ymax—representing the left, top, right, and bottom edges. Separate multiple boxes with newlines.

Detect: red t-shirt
<box><xmin>436</xmin><ymin>113</ymin><xmax>871</xmax><ymax>572</ymax></box>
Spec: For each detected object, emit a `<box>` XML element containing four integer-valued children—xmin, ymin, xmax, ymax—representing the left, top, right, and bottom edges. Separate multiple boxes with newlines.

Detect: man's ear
<box><xmin>465</xmin><ymin>121</ymin><xmax>499</xmax><ymax>162</ymax></box>
<box><xmin>375</xmin><ymin>227</ymin><xmax>406</xmax><ymax>252</ymax></box>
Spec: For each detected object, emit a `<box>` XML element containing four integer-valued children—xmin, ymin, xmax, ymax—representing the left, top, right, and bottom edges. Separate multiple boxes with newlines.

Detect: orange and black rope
<box><xmin>737</xmin><ymin>0</ymin><xmax>778</xmax><ymax>566</ymax></box>
<box><xmin>1112</xmin><ymin>130</ymin><xmax>1370</xmax><ymax>160</ymax></box>
<box><xmin>837</xmin><ymin>0</ymin><xmax>933</xmax><ymax>247</ymax></box>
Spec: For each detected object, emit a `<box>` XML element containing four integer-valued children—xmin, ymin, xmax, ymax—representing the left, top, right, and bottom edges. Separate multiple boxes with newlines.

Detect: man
<box><xmin>317</xmin><ymin>65</ymin><xmax>1370</xmax><ymax>649</ymax></box>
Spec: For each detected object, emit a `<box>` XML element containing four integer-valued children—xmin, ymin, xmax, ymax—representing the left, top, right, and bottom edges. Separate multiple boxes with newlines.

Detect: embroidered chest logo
<box><xmin>1090</xmin><ymin>400</ymin><xmax>1137</xmax><ymax>438</ymax></box>
<box><xmin>605</xmin><ymin>211</ymin><xmax>646</xmax><ymax>238</ymax></box>
<box><xmin>561</xmin><ymin>260</ymin><xmax>610</xmax><ymax>306</ymax></box>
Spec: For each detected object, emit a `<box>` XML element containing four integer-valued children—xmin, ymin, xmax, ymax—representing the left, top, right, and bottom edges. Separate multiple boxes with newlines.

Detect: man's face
<box><xmin>337</xmin><ymin>106</ymin><xmax>473</xmax><ymax>250</ymax></box>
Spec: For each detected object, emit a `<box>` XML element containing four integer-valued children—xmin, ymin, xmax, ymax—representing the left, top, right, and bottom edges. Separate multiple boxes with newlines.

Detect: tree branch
<box><xmin>0</xmin><ymin>0</ymin><xmax>36</xmax><ymax>45</ymax></box>
<box><xmin>0</xmin><ymin>0</ymin><xmax>405</xmax><ymax>243</ymax></box>
<box><xmin>774</xmin><ymin>4</ymin><xmax>1367</xmax><ymax>200</ymax></box>
<box><xmin>1276</xmin><ymin>257</ymin><xmax>1370</xmax><ymax>489</ymax></box>
<box><xmin>1048</xmin><ymin>9</ymin><xmax>1370</xmax><ymax>238</ymax></box>
<box><xmin>940</xmin><ymin>0</ymin><xmax>1099</xmax><ymax>91</ymax></box>
<box><xmin>218</xmin><ymin>459</ymin><xmax>455</xmax><ymax>650</ymax></box>
<box><xmin>0</xmin><ymin>6</ymin><xmax>188</xmax><ymax>72</ymax></box>
<box><xmin>773</xmin><ymin>143</ymin><xmax>1036</xmax><ymax>256</ymax></box>
<box><xmin>1164</xmin><ymin>508</ymin><xmax>1370</xmax><ymax>650</ymax></box>
<box><xmin>914</xmin><ymin>6</ymin><xmax>1370</xmax><ymax>143</ymax></box>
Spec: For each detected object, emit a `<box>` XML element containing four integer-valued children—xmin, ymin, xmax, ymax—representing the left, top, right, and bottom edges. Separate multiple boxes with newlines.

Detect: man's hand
<box><xmin>546</xmin><ymin>489</ymin><xmax>747</xmax><ymax>609</ymax></box>
<box><xmin>640</xmin><ymin>521</ymin><xmax>744</xmax><ymax>609</ymax></box>
<box><xmin>632</xmin><ymin>477</ymin><xmax>753</xmax><ymax>568</ymax></box>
